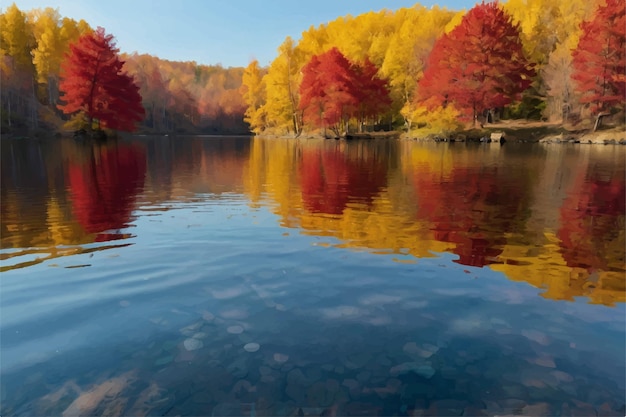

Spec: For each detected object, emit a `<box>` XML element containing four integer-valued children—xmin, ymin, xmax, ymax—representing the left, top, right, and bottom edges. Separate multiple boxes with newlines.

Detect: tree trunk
<box><xmin>7</xmin><ymin>92</ymin><xmax>12</xmax><ymax>127</ymax></box>
<box><xmin>593</xmin><ymin>112</ymin><xmax>610</xmax><ymax>132</ymax></box>
<box><xmin>473</xmin><ymin>103</ymin><xmax>477</xmax><ymax>127</ymax></box>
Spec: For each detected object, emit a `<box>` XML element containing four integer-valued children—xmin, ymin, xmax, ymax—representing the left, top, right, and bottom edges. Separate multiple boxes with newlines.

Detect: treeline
<box><xmin>1</xmin><ymin>0</ymin><xmax>623</xmax><ymax>136</ymax></box>
<box><xmin>242</xmin><ymin>0</ymin><xmax>625</xmax><ymax>136</ymax></box>
<box><xmin>122</xmin><ymin>54</ymin><xmax>247</xmax><ymax>134</ymax></box>
<box><xmin>0</xmin><ymin>3</ymin><xmax>247</xmax><ymax>134</ymax></box>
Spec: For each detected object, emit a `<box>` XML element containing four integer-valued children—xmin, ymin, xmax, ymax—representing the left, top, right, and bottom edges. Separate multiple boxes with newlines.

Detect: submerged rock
<box><xmin>180</xmin><ymin>321</ymin><xmax>203</xmax><ymax>336</ymax></box>
<box><xmin>184</xmin><ymin>338</ymin><xmax>203</xmax><ymax>351</ymax></box>
<box><xmin>273</xmin><ymin>353</ymin><xmax>289</xmax><ymax>363</ymax></box>
<box><xmin>227</xmin><ymin>325</ymin><xmax>244</xmax><ymax>334</ymax></box>
<box><xmin>388</xmin><ymin>362</ymin><xmax>434</xmax><ymax>378</ymax></box>
<box><xmin>415</xmin><ymin>365</ymin><xmax>436</xmax><ymax>379</ymax></box>
<box><xmin>244</xmin><ymin>342</ymin><xmax>260</xmax><ymax>352</ymax></box>
<box><xmin>390</xmin><ymin>362</ymin><xmax>422</xmax><ymax>376</ymax></box>
<box><xmin>155</xmin><ymin>355</ymin><xmax>174</xmax><ymax>366</ymax></box>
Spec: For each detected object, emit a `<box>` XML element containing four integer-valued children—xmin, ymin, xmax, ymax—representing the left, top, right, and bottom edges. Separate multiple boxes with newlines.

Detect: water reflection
<box><xmin>244</xmin><ymin>138</ymin><xmax>625</xmax><ymax>305</ymax></box>
<box><xmin>1</xmin><ymin>136</ymin><xmax>624</xmax><ymax>416</ymax></box>
<box><xmin>68</xmin><ymin>142</ymin><xmax>146</xmax><ymax>241</ymax></box>
<box><xmin>300</xmin><ymin>141</ymin><xmax>389</xmax><ymax>215</ymax></box>
<box><xmin>1</xmin><ymin>136</ymin><xmax>624</xmax><ymax>303</ymax></box>
<box><xmin>1</xmin><ymin>141</ymin><xmax>144</xmax><ymax>271</ymax></box>
<box><xmin>0</xmin><ymin>137</ymin><xmax>250</xmax><ymax>271</ymax></box>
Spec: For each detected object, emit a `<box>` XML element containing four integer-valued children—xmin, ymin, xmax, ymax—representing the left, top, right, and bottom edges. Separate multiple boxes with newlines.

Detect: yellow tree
<box><xmin>542</xmin><ymin>42</ymin><xmax>576</xmax><ymax>122</ymax></box>
<box><xmin>297</xmin><ymin>24</ymin><xmax>329</xmax><ymax>61</ymax></box>
<box><xmin>504</xmin><ymin>0</ymin><xmax>600</xmax><ymax>120</ymax></box>
<box><xmin>326</xmin><ymin>10</ymin><xmax>393</xmax><ymax>65</ymax></box>
<box><xmin>263</xmin><ymin>37</ymin><xmax>303</xmax><ymax>135</ymax></box>
<box><xmin>504</xmin><ymin>0</ymin><xmax>562</xmax><ymax>66</ymax></box>
<box><xmin>541</xmin><ymin>0</ymin><xmax>599</xmax><ymax>122</ymax></box>
<box><xmin>0</xmin><ymin>3</ymin><xmax>37</xmax><ymax>127</ymax></box>
<box><xmin>29</xmin><ymin>8</ymin><xmax>64</xmax><ymax>104</ymax></box>
<box><xmin>381</xmin><ymin>6</ymin><xmax>456</xmax><ymax>129</ymax></box>
<box><xmin>1</xmin><ymin>4</ymin><xmax>35</xmax><ymax>70</ymax></box>
<box><xmin>241</xmin><ymin>59</ymin><xmax>267</xmax><ymax>134</ymax></box>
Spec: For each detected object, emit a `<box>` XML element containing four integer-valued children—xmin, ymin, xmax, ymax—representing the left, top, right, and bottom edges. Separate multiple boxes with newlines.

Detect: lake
<box><xmin>1</xmin><ymin>136</ymin><xmax>624</xmax><ymax>416</ymax></box>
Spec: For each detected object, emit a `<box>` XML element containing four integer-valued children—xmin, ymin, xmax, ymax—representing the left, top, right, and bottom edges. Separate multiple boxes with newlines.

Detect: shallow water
<box><xmin>1</xmin><ymin>136</ymin><xmax>624</xmax><ymax>416</ymax></box>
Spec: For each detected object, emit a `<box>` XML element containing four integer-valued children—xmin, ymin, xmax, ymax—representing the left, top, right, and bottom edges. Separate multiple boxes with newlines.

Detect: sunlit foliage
<box><xmin>572</xmin><ymin>0</ymin><xmax>626</xmax><ymax>116</ymax></box>
<box><xmin>416</xmin><ymin>2</ymin><xmax>535</xmax><ymax>125</ymax></box>
<box><xmin>58</xmin><ymin>27</ymin><xmax>145</xmax><ymax>132</ymax></box>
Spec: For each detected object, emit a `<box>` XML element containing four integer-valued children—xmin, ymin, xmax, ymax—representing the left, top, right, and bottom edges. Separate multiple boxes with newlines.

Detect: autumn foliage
<box><xmin>416</xmin><ymin>1</ymin><xmax>534</xmax><ymax>124</ymax></box>
<box><xmin>58</xmin><ymin>27</ymin><xmax>144</xmax><ymax>132</ymax></box>
<box><xmin>298</xmin><ymin>47</ymin><xmax>390</xmax><ymax>136</ymax></box>
<box><xmin>572</xmin><ymin>0</ymin><xmax>626</xmax><ymax>115</ymax></box>
<box><xmin>3</xmin><ymin>1</ymin><xmax>625</xmax><ymax>134</ymax></box>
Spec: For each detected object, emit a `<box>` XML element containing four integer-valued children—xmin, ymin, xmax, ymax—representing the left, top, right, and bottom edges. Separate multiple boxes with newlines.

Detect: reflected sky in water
<box><xmin>0</xmin><ymin>136</ymin><xmax>624</xmax><ymax>416</ymax></box>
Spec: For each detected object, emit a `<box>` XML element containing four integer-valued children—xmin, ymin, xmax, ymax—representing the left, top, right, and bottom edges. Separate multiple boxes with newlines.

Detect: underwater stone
<box><xmin>415</xmin><ymin>365</ymin><xmax>436</xmax><ymax>379</ymax></box>
<box><xmin>273</xmin><ymin>353</ymin><xmax>289</xmax><ymax>363</ymax></box>
<box><xmin>227</xmin><ymin>325</ymin><xmax>244</xmax><ymax>334</ymax></box>
<box><xmin>183</xmin><ymin>338</ymin><xmax>203</xmax><ymax>351</ymax></box>
<box><xmin>244</xmin><ymin>342</ymin><xmax>260</xmax><ymax>352</ymax></box>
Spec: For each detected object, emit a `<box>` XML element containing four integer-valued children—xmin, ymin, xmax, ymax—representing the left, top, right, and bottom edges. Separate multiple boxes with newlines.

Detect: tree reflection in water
<box><xmin>68</xmin><ymin>141</ymin><xmax>146</xmax><ymax>242</ymax></box>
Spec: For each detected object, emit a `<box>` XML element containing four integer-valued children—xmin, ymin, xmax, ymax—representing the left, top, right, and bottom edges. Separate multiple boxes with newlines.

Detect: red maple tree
<box><xmin>58</xmin><ymin>27</ymin><xmax>145</xmax><ymax>132</ymax></box>
<box><xmin>416</xmin><ymin>1</ymin><xmax>534</xmax><ymax>124</ymax></box>
<box><xmin>299</xmin><ymin>48</ymin><xmax>390</xmax><ymax>136</ymax></box>
<box><xmin>353</xmin><ymin>58</ymin><xmax>392</xmax><ymax>130</ymax></box>
<box><xmin>572</xmin><ymin>0</ymin><xmax>626</xmax><ymax>116</ymax></box>
<box><xmin>299</xmin><ymin>48</ymin><xmax>358</xmax><ymax>136</ymax></box>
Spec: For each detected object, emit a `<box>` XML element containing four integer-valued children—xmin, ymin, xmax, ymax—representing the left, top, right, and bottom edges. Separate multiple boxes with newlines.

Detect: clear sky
<box><xmin>7</xmin><ymin>0</ymin><xmax>477</xmax><ymax>68</ymax></box>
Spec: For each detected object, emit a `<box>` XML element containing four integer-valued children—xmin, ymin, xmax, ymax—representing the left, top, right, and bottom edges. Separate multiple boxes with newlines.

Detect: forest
<box><xmin>0</xmin><ymin>4</ymin><xmax>247</xmax><ymax>135</ymax></box>
<box><xmin>0</xmin><ymin>0</ymin><xmax>624</xmax><ymax>136</ymax></box>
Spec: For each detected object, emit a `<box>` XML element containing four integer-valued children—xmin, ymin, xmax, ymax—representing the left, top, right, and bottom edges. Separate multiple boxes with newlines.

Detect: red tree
<box><xmin>416</xmin><ymin>1</ymin><xmax>534</xmax><ymax>124</ymax></box>
<box><xmin>572</xmin><ymin>0</ymin><xmax>626</xmax><ymax>116</ymax></box>
<box><xmin>299</xmin><ymin>48</ymin><xmax>358</xmax><ymax>136</ymax></box>
<box><xmin>299</xmin><ymin>48</ymin><xmax>391</xmax><ymax>136</ymax></box>
<box><xmin>58</xmin><ymin>27</ymin><xmax>145</xmax><ymax>132</ymax></box>
<box><xmin>353</xmin><ymin>58</ymin><xmax>392</xmax><ymax>130</ymax></box>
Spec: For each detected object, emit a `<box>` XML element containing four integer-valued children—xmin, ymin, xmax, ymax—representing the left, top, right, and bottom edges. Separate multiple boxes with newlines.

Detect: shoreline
<box><xmin>3</xmin><ymin>124</ymin><xmax>624</xmax><ymax>145</ymax></box>
<box><xmin>256</xmin><ymin>124</ymin><xmax>626</xmax><ymax>145</ymax></box>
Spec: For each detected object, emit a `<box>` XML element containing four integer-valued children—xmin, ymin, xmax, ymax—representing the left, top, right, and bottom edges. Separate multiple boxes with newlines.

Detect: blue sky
<box><xmin>7</xmin><ymin>0</ymin><xmax>476</xmax><ymax>68</ymax></box>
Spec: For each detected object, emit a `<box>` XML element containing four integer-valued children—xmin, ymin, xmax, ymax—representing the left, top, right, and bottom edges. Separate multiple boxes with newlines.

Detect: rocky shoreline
<box><xmin>403</xmin><ymin>127</ymin><xmax>626</xmax><ymax>145</ymax></box>
<box><xmin>258</xmin><ymin>126</ymin><xmax>626</xmax><ymax>145</ymax></box>
<box><xmin>537</xmin><ymin>129</ymin><xmax>626</xmax><ymax>145</ymax></box>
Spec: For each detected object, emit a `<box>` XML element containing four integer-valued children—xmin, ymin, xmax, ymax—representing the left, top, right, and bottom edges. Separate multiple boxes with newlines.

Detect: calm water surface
<box><xmin>1</xmin><ymin>136</ymin><xmax>624</xmax><ymax>416</ymax></box>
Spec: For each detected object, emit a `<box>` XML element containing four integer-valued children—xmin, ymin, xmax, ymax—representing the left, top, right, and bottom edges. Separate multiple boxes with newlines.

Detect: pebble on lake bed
<box><xmin>227</xmin><ymin>325</ymin><xmax>244</xmax><ymax>334</ymax></box>
<box><xmin>244</xmin><ymin>342</ymin><xmax>260</xmax><ymax>352</ymax></box>
<box><xmin>183</xmin><ymin>338</ymin><xmax>203</xmax><ymax>351</ymax></box>
<box><xmin>273</xmin><ymin>353</ymin><xmax>289</xmax><ymax>363</ymax></box>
